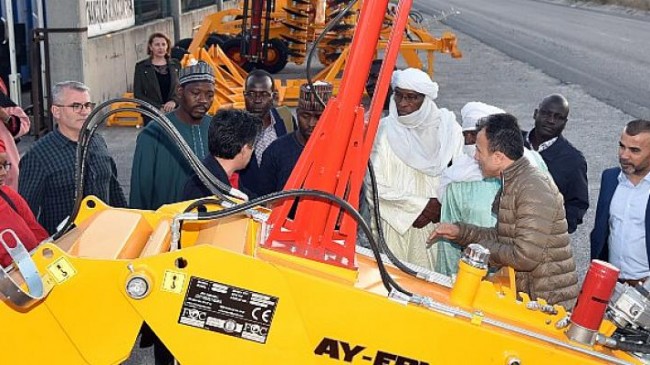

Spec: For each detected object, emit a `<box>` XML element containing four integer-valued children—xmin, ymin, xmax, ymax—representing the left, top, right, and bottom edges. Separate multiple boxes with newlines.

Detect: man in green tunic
<box><xmin>130</xmin><ymin>61</ymin><xmax>216</xmax><ymax>210</ymax></box>
<box><xmin>435</xmin><ymin>102</ymin><xmax>549</xmax><ymax>276</ymax></box>
<box><xmin>435</xmin><ymin>102</ymin><xmax>503</xmax><ymax>276</ymax></box>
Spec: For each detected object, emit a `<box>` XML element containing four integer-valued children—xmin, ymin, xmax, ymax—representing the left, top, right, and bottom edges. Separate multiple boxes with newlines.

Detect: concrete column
<box><xmin>169</xmin><ymin>0</ymin><xmax>182</xmax><ymax>42</ymax></box>
<box><xmin>45</xmin><ymin>0</ymin><xmax>88</xmax><ymax>86</ymax></box>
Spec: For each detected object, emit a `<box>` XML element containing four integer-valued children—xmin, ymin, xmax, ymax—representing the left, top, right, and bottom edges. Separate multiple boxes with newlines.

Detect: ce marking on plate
<box><xmin>252</xmin><ymin>307</ymin><xmax>273</xmax><ymax>323</ymax></box>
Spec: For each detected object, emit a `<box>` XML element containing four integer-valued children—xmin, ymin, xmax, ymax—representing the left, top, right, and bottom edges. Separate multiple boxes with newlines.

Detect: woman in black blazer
<box><xmin>133</xmin><ymin>32</ymin><xmax>181</xmax><ymax>125</ymax></box>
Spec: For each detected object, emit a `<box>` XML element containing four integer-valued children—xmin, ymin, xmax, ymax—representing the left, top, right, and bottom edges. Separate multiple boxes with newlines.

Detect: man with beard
<box><xmin>130</xmin><ymin>61</ymin><xmax>215</xmax><ymax>210</ymax></box>
<box><xmin>591</xmin><ymin>119</ymin><xmax>650</xmax><ymax>286</ymax></box>
<box><xmin>429</xmin><ymin>113</ymin><xmax>579</xmax><ymax>308</ymax></box>
<box><xmin>524</xmin><ymin>94</ymin><xmax>588</xmax><ymax>233</ymax></box>
<box><xmin>239</xmin><ymin>69</ymin><xmax>294</xmax><ymax>195</ymax></box>
<box><xmin>257</xmin><ymin>81</ymin><xmax>332</xmax><ymax>196</ymax></box>
<box><xmin>364</xmin><ymin>68</ymin><xmax>464</xmax><ymax>271</ymax></box>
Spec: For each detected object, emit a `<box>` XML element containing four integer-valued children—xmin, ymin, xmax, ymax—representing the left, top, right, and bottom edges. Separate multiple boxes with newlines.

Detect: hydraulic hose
<box><xmin>52</xmin><ymin>99</ymin><xmax>241</xmax><ymax>240</ymax></box>
<box><xmin>613</xmin><ymin>340</ymin><xmax>650</xmax><ymax>354</ymax></box>
<box><xmin>301</xmin><ymin>0</ymin><xmax>423</xmax><ymax>286</ymax></box>
<box><xmin>183</xmin><ymin>188</ymin><xmax>412</xmax><ymax>297</ymax></box>
<box><xmin>367</xmin><ymin>160</ymin><xmax>418</xmax><ymax>276</ymax></box>
<box><xmin>305</xmin><ymin>0</ymin><xmax>359</xmax><ymax>108</ymax></box>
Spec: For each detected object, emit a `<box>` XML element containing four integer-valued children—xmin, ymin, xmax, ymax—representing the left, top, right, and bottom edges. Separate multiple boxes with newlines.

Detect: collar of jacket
<box><xmin>501</xmin><ymin>155</ymin><xmax>530</xmax><ymax>182</ymax></box>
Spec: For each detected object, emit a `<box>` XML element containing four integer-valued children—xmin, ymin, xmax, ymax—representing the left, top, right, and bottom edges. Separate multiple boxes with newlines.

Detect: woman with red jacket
<box><xmin>0</xmin><ymin>138</ymin><xmax>48</xmax><ymax>267</ymax></box>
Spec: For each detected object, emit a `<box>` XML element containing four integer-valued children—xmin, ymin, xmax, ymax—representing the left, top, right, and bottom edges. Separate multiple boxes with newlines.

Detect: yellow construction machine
<box><xmin>169</xmin><ymin>0</ymin><xmax>461</xmax><ymax>107</ymax></box>
<box><xmin>2</xmin><ymin>0</ymin><xmax>650</xmax><ymax>364</ymax></box>
<box><xmin>179</xmin><ymin>0</ymin><xmax>460</xmax><ymax>74</ymax></box>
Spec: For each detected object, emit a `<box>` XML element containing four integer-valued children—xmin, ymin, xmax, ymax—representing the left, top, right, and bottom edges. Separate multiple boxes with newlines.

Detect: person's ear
<box><xmin>493</xmin><ymin>151</ymin><xmax>506</xmax><ymax>165</ymax></box>
<box><xmin>533</xmin><ymin>109</ymin><xmax>538</xmax><ymax>119</ymax></box>
<box><xmin>51</xmin><ymin>104</ymin><xmax>61</xmax><ymax>120</ymax></box>
<box><xmin>273</xmin><ymin>90</ymin><xmax>279</xmax><ymax>104</ymax></box>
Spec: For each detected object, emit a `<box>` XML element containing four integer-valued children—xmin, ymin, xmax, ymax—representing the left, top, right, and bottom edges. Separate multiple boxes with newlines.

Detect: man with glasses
<box><xmin>363</xmin><ymin>68</ymin><xmax>463</xmax><ymax>271</ymax></box>
<box><xmin>524</xmin><ymin>93</ymin><xmax>588</xmax><ymax>233</ymax></box>
<box><xmin>19</xmin><ymin>81</ymin><xmax>126</xmax><ymax>234</ymax></box>
<box><xmin>239</xmin><ymin>69</ymin><xmax>294</xmax><ymax>196</ymax></box>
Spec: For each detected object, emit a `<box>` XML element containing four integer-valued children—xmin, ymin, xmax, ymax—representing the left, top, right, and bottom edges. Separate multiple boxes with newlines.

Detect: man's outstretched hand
<box><xmin>427</xmin><ymin>222</ymin><xmax>460</xmax><ymax>243</ymax></box>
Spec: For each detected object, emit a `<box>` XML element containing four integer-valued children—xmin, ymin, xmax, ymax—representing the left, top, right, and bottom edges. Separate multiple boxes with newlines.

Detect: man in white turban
<box><xmin>364</xmin><ymin>68</ymin><xmax>464</xmax><ymax>270</ymax></box>
<box><xmin>435</xmin><ymin>102</ymin><xmax>549</xmax><ymax>276</ymax></box>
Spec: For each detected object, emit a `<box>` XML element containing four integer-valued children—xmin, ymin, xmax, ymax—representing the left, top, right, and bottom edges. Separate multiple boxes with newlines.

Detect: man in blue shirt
<box><xmin>591</xmin><ymin>119</ymin><xmax>650</xmax><ymax>285</ymax></box>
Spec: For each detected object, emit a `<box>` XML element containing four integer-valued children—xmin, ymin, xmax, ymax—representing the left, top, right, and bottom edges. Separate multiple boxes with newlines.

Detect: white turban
<box><xmin>391</xmin><ymin>68</ymin><xmax>439</xmax><ymax>100</ymax></box>
<box><xmin>383</xmin><ymin>68</ymin><xmax>463</xmax><ymax>176</ymax></box>
<box><xmin>460</xmin><ymin>102</ymin><xmax>505</xmax><ymax>131</ymax></box>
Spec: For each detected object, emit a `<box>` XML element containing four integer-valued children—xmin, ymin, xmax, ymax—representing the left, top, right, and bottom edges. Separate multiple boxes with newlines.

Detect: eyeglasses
<box><xmin>393</xmin><ymin>91</ymin><xmax>424</xmax><ymax>104</ymax></box>
<box><xmin>54</xmin><ymin>102</ymin><xmax>97</xmax><ymax>113</ymax></box>
<box><xmin>244</xmin><ymin>91</ymin><xmax>273</xmax><ymax>100</ymax></box>
<box><xmin>0</xmin><ymin>162</ymin><xmax>11</xmax><ymax>171</ymax></box>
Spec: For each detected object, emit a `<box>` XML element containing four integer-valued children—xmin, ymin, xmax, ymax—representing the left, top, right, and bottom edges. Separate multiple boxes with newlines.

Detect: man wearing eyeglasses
<box><xmin>238</xmin><ymin>69</ymin><xmax>295</xmax><ymax>196</ymax></box>
<box><xmin>524</xmin><ymin>94</ymin><xmax>588</xmax><ymax>234</ymax></box>
<box><xmin>18</xmin><ymin>81</ymin><xmax>126</xmax><ymax>234</ymax></box>
<box><xmin>363</xmin><ymin>68</ymin><xmax>464</xmax><ymax>271</ymax></box>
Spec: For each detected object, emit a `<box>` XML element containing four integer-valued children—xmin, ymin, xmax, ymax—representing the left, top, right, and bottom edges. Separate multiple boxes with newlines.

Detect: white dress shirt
<box><xmin>608</xmin><ymin>171</ymin><xmax>650</xmax><ymax>280</ymax></box>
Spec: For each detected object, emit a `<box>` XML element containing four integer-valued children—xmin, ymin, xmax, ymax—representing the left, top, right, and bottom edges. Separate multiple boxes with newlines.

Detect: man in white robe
<box><xmin>364</xmin><ymin>68</ymin><xmax>464</xmax><ymax>270</ymax></box>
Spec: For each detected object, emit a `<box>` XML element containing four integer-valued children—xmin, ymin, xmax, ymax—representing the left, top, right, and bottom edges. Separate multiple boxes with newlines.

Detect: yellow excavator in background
<box><xmin>2</xmin><ymin>0</ymin><xmax>650</xmax><ymax>364</ymax></box>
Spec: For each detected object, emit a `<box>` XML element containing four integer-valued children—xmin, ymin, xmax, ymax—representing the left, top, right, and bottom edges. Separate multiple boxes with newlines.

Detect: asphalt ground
<box><xmin>15</xmin><ymin>6</ymin><xmax>633</xmax><ymax>363</ymax></box>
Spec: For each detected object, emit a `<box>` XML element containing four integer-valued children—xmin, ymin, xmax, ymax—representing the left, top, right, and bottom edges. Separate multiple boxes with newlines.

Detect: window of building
<box><xmin>182</xmin><ymin>0</ymin><xmax>217</xmax><ymax>12</ymax></box>
<box><xmin>135</xmin><ymin>0</ymin><xmax>171</xmax><ymax>24</ymax></box>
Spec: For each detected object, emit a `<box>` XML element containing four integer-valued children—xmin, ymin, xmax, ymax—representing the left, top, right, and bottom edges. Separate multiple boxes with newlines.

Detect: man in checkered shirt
<box><xmin>19</xmin><ymin>81</ymin><xmax>126</xmax><ymax>234</ymax></box>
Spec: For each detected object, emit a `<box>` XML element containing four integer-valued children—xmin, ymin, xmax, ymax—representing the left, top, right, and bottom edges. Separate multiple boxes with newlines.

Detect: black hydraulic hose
<box><xmin>367</xmin><ymin>160</ymin><xmax>418</xmax><ymax>276</ymax></box>
<box><xmin>52</xmin><ymin>99</ymin><xmax>239</xmax><ymax>240</ymax></box>
<box><xmin>95</xmin><ymin>107</ymin><xmax>239</xmax><ymax>201</ymax></box>
<box><xmin>183</xmin><ymin>198</ymin><xmax>224</xmax><ymax>213</ymax></box>
<box><xmin>612</xmin><ymin>340</ymin><xmax>650</xmax><ymax>354</ymax></box>
<box><xmin>305</xmin><ymin>0</ymin><xmax>359</xmax><ymax>109</ymax></box>
<box><xmin>184</xmin><ymin>188</ymin><xmax>412</xmax><ymax>297</ymax></box>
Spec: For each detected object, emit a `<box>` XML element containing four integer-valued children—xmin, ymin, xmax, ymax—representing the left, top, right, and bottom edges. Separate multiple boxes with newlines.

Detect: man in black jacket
<box><xmin>524</xmin><ymin>93</ymin><xmax>588</xmax><ymax>233</ymax></box>
<box><xmin>238</xmin><ymin>69</ymin><xmax>294</xmax><ymax>195</ymax></box>
<box><xmin>183</xmin><ymin>109</ymin><xmax>261</xmax><ymax>200</ymax></box>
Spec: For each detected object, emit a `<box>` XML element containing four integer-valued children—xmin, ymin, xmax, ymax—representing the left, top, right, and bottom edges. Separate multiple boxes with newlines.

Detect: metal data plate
<box><xmin>178</xmin><ymin>277</ymin><xmax>279</xmax><ymax>344</ymax></box>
